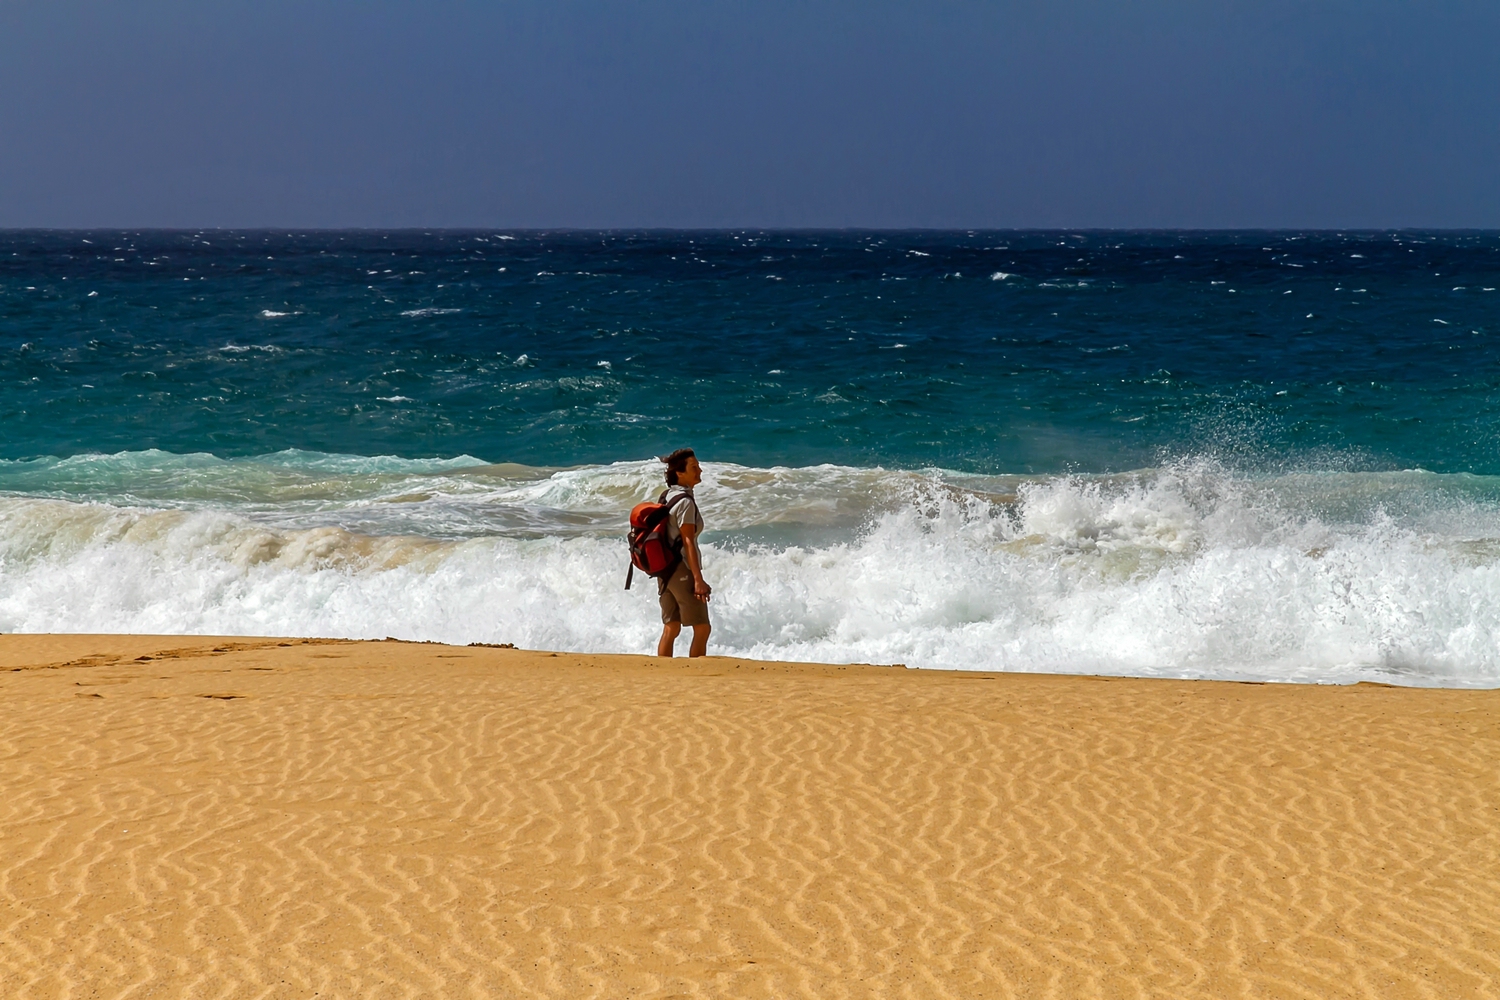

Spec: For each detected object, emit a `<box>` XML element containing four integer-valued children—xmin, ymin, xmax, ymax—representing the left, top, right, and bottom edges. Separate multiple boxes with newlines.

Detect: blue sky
<box><xmin>2</xmin><ymin>1</ymin><xmax>1497</xmax><ymax>228</ymax></box>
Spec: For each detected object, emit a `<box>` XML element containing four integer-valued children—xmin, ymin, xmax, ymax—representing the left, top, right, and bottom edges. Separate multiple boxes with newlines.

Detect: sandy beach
<box><xmin>1</xmin><ymin>635</ymin><xmax>1496</xmax><ymax>999</ymax></box>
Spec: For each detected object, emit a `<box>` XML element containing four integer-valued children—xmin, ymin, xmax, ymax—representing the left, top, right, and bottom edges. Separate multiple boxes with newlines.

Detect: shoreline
<box><xmin>7</xmin><ymin>630</ymin><xmax>1495</xmax><ymax>689</ymax></box>
<box><xmin>4</xmin><ymin>633</ymin><xmax>1498</xmax><ymax>998</ymax></box>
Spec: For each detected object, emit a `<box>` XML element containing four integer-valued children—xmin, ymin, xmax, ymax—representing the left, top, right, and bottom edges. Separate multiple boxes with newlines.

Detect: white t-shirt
<box><xmin>662</xmin><ymin>485</ymin><xmax>704</xmax><ymax>545</ymax></box>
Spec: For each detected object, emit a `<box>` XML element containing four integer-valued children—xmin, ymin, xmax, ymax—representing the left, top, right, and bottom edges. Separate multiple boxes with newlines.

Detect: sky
<box><xmin>2</xmin><ymin>1</ymin><xmax>1497</xmax><ymax>229</ymax></box>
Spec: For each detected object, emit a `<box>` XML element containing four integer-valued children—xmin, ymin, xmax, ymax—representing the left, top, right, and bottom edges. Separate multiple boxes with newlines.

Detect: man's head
<box><xmin>661</xmin><ymin>448</ymin><xmax>701</xmax><ymax>487</ymax></box>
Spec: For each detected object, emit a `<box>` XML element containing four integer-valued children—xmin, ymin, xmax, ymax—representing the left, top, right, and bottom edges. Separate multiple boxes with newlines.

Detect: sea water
<box><xmin>3</xmin><ymin>230</ymin><xmax>1499</xmax><ymax>685</ymax></box>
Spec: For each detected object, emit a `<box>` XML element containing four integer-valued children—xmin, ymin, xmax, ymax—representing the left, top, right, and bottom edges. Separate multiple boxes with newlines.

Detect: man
<box><xmin>656</xmin><ymin>448</ymin><xmax>712</xmax><ymax>657</ymax></box>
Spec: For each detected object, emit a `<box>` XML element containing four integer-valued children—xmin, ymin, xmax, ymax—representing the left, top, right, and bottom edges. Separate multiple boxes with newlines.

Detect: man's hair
<box><xmin>660</xmin><ymin>448</ymin><xmax>696</xmax><ymax>485</ymax></box>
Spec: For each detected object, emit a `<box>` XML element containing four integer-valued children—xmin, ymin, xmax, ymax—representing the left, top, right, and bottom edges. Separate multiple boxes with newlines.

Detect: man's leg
<box><xmin>688</xmin><ymin>623</ymin><xmax>711</xmax><ymax>658</ymax></box>
<box><xmin>657</xmin><ymin>621</ymin><xmax>682</xmax><ymax>657</ymax></box>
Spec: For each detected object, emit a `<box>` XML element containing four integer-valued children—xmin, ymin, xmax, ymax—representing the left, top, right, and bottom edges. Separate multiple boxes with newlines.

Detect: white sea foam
<box><xmin>400</xmin><ymin>307</ymin><xmax>462</xmax><ymax>318</ymax></box>
<box><xmin>2</xmin><ymin>455</ymin><xmax>1498</xmax><ymax>686</ymax></box>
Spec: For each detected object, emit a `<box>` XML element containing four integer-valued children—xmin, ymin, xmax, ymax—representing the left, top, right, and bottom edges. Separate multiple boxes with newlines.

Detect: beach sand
<box><xmin>1</xmin><ymin>635</ymin><xmax>1497</xmax><ymax>999</ymax></box>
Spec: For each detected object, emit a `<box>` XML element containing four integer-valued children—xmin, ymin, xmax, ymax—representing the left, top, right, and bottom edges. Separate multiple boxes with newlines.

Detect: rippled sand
<box><xmin>2</xmin><ymin>635</ymin><xmax>1497</xmax><ymax>999</ymax></box>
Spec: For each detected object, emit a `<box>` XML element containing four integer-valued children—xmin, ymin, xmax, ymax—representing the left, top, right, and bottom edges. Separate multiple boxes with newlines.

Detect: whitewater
<box><xmin>3</xmin><ymin>449</ymin><xmax>1497</xmax><ymax>687</ymax></box>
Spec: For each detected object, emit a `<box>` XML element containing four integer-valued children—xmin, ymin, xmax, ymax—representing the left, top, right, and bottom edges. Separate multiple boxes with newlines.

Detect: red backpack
<box><xmin>624</xmin><ymin>490</ymin><xmax>692</xmax><ymax>590</ymax></box>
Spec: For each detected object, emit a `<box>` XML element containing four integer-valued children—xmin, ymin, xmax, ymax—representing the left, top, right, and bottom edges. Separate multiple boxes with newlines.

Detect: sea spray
<box><xmin>2</xmin><ymin>454</ymin><xmax>1498</xmax><ymax>686</ymax></box>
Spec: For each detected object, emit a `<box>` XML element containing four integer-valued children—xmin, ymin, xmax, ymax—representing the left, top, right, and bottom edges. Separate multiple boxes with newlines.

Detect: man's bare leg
<box><xmin>688</xmin><ymin>623</ymin><xmax>711</xmax><ymax>658</ymax></box>
<box><xmin>657</xmin><ymin>621</ymin><xmax>682</xmax><ymax>657</ymax></box>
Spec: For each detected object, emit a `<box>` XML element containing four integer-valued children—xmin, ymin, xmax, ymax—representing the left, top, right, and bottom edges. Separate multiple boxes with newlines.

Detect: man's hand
<box><xmin>681</xmin><ymin>522</ymin><xmax>711</xmax><ymax>602</ymax></box>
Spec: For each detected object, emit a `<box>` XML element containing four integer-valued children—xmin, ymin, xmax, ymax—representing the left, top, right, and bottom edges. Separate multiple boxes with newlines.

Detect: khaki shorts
<box><xmin>659</xmin><ymin>563</ymin><xmax>710</xmax><ymax>626</ymax></box>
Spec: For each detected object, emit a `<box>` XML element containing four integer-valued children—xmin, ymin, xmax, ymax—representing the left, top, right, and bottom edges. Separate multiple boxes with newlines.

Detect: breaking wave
<box><xmin>2</xmin><ymin>450</ymin><xmax>1499</xmax><ymax>687</ymax></box>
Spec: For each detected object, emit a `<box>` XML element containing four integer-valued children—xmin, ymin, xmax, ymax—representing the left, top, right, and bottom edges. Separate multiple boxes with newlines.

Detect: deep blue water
<box><xmin>4</xmin><ymin>229</ymin><xmax>1498</xmax><ymax>473</ymax></box>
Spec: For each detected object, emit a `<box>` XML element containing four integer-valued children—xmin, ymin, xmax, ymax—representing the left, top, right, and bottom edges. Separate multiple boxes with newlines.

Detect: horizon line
<box><xmin>4</xmin><ymin>226</ymin><xmax>1499</xmax><ymax>235</ymax></box>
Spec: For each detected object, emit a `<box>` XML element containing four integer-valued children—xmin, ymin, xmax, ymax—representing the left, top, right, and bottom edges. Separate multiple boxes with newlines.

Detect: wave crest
<box><xmin>2</xmin><ymin>454</ymin><xmax>1498</xmax><ymax>686</ymax></box>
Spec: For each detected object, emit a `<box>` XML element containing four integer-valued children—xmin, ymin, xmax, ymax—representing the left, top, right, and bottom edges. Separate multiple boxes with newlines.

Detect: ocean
<box><xmin>3</xmin><ymin>229</ymin><xmax>1499</xmax><ymax>686</ymax></box>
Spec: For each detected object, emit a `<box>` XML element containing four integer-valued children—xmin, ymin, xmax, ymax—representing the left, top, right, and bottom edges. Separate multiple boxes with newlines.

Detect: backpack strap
<box><xmin>658</xmin><ymin>493</ymin><xmax>692</xmax><ymax>583</ymax></box>
<box><xmin>658</xmin><ymin>489</ymin><xmax>693</xmax><ymax>521</ymax></box>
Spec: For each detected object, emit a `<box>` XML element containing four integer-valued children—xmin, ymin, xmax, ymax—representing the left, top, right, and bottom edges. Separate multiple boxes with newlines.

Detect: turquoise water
<box><xmin>3</xmin><ymin>230</ymin><xmax>1499</xmax><ymax>684</ymax></box>
<box><xmin>5</xmin><ymin>229</ymin><xmax>1499</xmax><ymax>470</ymax></box>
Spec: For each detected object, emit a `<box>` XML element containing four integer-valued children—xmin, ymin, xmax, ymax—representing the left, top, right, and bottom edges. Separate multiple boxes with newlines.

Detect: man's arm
<box><xmin>679</xmin><ymin>523</ymin><xmax>711</xmax><ymax>602</ymax></box>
